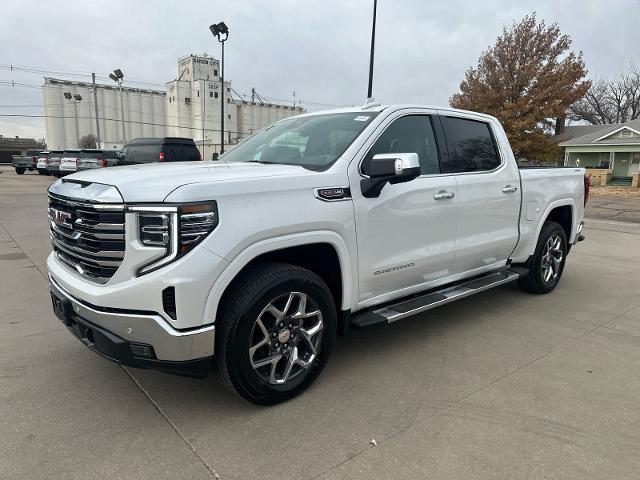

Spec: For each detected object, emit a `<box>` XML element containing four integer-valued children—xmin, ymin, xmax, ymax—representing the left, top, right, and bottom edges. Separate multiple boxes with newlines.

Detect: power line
<box><xmin>0</xmin><ymin>64</ymin><xmax>166</xmax><ymax>88</ymax></box>
<box><xmin>0</xmin><ymin>61</ymin><xmax>353</xmax><ymax>108</ymax></box>
<box><xmin>0</xmin><ymin>112</ymin><xmax>247</xmax><ymax>135</ymax></box>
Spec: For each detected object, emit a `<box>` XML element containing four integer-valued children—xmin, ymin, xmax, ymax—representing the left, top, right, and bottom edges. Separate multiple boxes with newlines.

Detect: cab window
<box><xmin>362</xmin><ymin>115</ymin><xmax>439</xmax><ymax>175</ymax></box>
<box><xmin>440</xmin><ymin>117</ymin><xmax>500</xmax><ymax>173</ymax></box>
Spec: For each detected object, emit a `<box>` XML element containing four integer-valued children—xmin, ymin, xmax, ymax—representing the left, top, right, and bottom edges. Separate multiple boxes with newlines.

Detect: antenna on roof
<box><xmin>362</xmin><ymin>97</ymin><xmax>381</xmax><ymax>109</ymax></box>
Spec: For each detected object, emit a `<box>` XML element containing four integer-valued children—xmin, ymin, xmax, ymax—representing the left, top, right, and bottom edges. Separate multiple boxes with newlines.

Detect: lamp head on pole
<box><xmin>73</xmin><ymin>94</ymin><xmax>82</xmax><ymax>101</ymax></box>
<box><xmin>113</xmin><ymin>69</ymin><xmax>124</xmax><ymax>79</ymax></box>
<box><xmin>209</xmin><ymin>21</ymin><xmax>229</xmax><ymax>42</ymax></box>
<box><xmin>63</xmin><ymin>92</ymin><xmax>72</xmax><ymax>100</ymax></box>
<box><xmin>109</xmin><ymin>73</ymin><xmax>118</xmax><ymax>82</ymax></box>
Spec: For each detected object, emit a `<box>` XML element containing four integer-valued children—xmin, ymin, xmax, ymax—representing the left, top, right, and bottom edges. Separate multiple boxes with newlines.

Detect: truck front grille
<box><xmin>49</xmin><ymin>194</ymin><xmax>125</xmax><ymax>284</ymax></box>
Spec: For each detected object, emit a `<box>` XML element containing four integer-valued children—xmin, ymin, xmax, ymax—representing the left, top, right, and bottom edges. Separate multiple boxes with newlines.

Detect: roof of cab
<box><xmin>292</xmin><ymin>103</ymin><xmax>497</xmax><ymax>123</ymax></box>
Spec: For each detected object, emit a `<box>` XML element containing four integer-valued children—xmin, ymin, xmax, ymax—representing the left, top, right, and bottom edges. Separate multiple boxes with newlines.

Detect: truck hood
<box><xmin>66</xmin><ymin>161</ymin><xmax>317</xmax><ymax>202</ymax></box>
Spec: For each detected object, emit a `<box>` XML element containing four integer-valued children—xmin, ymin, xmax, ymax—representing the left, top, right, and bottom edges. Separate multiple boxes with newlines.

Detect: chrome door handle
<box><xmin>502</xmin><ymin>185</ymin><xmax>518</xmax><ymax>193</ymax></box>
<box><xmin>433</xmin><ymin>190</ymin><xmax>455</xmax><ymax>200</ymax></box>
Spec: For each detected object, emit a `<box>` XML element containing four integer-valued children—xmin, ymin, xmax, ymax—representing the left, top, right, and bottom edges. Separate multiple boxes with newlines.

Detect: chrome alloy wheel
<box><xmin>540</xmin><ymin>234</ymin><xmax>564</xmax><ymax>283</ymax></box>
<box><xmin>248</xmin><ymin>292</ymin><xmax>323</xmax><ymax>385</ymax></box>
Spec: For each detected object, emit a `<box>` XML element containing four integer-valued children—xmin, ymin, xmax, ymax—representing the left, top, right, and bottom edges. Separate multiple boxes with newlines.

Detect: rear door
<box><xmin>438</xmin><ymin>114</ymin><xmax>520</xmax><ymax>275</ymax></box>
<box><xmin>350</xmin><ymin>110</ymin><xmax>459</xmax><ymax>307</ymax></box>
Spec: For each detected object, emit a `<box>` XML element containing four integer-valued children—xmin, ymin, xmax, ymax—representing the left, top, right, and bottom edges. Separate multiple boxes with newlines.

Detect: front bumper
<box><xmin>49</xmin><ymin>276</ymin><xmax>214</xmax><ymax>377</ymax></box>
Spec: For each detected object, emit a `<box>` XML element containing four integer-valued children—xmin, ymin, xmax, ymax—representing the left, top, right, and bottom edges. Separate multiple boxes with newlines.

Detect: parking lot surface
<box><xmin>586</xmin><ymin>196</ymin><xmax>640</xmax><ymax>223</ymax></box>
<box><xmin>2</xmin><ymin>166</ymin><xmax>640</xmax><ymax>480</ymax></box>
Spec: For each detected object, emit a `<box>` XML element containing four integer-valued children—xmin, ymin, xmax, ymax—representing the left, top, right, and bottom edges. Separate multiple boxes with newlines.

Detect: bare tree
<box><xmin>78</xmin><ymin>134</ymin><xmax>98</xmax><ymax>149</ymax></box>
<box><xmin>569</xmin><ymin>64</ymin><xmax>640</xmax><ymax>124</ymax></box>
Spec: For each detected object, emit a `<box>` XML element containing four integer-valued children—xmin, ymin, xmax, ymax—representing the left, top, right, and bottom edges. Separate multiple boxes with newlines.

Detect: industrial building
<box><xmin>43</xmin><ymin>78</ymin><xmax>166</xmax><ymax>151</ymax></box>
<box><xmin>43</xmin><ymin>54</ymin><xmax>303</xmax><ymax>156</ymax></box>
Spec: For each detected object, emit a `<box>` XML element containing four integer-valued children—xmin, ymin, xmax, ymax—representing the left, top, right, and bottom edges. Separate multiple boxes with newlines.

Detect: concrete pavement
<box><xmin>2</xmin><ymin>167</ymin><xmax>640</xmax><ymax>479</ymax></box>
<box><xmin>586</xmin><ymin>196</ymin><xmax>640</xmax><ymax>223</ymax></box>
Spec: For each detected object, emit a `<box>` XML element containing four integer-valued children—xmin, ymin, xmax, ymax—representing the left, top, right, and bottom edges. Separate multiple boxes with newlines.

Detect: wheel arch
<box><xmin>545</xmin><ymin>204</ymin><xmax>573</xmax><ymax>242</ymax></box>
<box><xmin>527</xmin><ymin>199</ymin><xmax>576</xmax><ymax>259</ymax></box>
<box><xmin>203</xmin><ymin>232</ymin><xmax>354</xmax><ymax>327</ymax></box>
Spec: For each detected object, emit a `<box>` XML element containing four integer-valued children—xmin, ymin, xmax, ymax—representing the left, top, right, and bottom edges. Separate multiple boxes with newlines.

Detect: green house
<box><xmin>558</xmin><ymin>119</ymin><xmax>640</xmax><ymax>182</ymax></box>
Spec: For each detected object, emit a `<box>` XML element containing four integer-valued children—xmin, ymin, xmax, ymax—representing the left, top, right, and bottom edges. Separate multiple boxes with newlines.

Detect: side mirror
<box><xmin>361</xmin><ymin>153</ymin><xmax>420</xmax><ymax>198</ymax></box>
<box><xmin>211</xmin><ymin>152</ymin><xmax>219</xmax><ymax>161</ymax></box>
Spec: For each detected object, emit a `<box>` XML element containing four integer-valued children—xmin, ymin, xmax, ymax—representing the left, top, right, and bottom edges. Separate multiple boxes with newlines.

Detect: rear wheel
<box><xmin>15</xmin><ymin>167</ymin><xmax>25</xmax><ymax>175</ymax></box>
<box><xmin>517</xmin><ymin>221</ymin><xmax>567</xmax><ymax>294</ymax></box>
<box><xmin>217</xmin><ymin>262</ymin><xmax>337</xmax><ymax>405</ymax></box>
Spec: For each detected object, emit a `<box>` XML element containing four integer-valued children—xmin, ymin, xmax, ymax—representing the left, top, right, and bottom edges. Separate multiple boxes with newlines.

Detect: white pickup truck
<box><xmin>47</xmin><ymin>104</ymin><xmax>588</xmax><ymax>404</ymax></box>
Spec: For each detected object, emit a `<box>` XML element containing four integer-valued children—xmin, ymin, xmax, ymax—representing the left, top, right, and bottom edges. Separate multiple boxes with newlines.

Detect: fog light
<box><xmin>130</xmin><ymin>343</ymin><xmax>155</xmax><ymax>359</ymax></box>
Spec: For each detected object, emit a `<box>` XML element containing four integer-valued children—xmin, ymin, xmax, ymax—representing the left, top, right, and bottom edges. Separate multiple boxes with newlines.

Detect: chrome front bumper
<box><xmin>49</xmin><ymin>275</ymin><xmax>215</xmax><ymax>366</ymax></box>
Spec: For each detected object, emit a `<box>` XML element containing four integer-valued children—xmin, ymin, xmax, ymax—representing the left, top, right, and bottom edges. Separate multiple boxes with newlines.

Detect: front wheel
<box><xmin>15</xmin><ymin>167</ymin><xmax>25</xmax><ymax>175</ymax></box>
<box><xmin>217</xmin><ymin>262</ymin><xmax>337</xmax><ymax>405</ymax></box>
<box><xmin>517</xmin><ymin>221</ymin><xmax>568</xmax><ymax>294</ymax></box>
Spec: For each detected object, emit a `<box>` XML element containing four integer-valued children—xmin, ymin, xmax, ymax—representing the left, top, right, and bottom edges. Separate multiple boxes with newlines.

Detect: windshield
<box><xmin>219</xmin><ymin>112</ymin><xmax>379</xmax><ymax>169</ymax></box>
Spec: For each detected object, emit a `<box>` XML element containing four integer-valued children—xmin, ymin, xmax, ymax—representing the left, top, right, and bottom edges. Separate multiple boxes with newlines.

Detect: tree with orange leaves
<box><xmin>450</xmin><ymin>14</ymin><xmax>590</xmax><ymax>161</ymax></box>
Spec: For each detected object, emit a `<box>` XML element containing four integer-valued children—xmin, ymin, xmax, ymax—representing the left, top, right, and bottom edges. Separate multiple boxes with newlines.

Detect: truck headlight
<box><xmin>132</xmin><ymin>202</ymin><xmax>218</xmax><ymax>275</ymax></box>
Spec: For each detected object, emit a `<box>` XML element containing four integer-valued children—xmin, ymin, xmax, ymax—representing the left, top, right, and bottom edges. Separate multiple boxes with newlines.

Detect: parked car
<box><xmin>59</xmin><ymin>149</ymin><xmax>81</xmax><ymax>176</ymax></box>
<box><xmin>36</xmin><ymin>151</ymin><xmax>51</xmax><ymax>175</ymax></box>
<box><xmin>47</xmin><ymin>104</ymin><xmax>588</xmax><ymax>405</ymax></box>
<box><xmin>116</xmin><ymin>137</ymin><xmax>201</xmax><ymax>165</ymax></box>
<box><xmin>11</xmin><ymin>149</ymin><xmax>41</xmax><ymax>174</ymax></box>
<box><xmin>76</xmin><ymin>149</ymin><xmax>120</xmax><ymax>172</ymax></box>
<box><xmin>46</xmin><ymin>150</ymin><xmax>64</xmax><ymax>177</ymax></box>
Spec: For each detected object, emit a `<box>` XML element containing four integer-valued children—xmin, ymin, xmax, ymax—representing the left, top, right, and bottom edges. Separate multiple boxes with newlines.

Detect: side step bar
<box><xmin>351</xmin><ymin>267</ymin><xmax>528</xmax><ymax>328</ymax></box>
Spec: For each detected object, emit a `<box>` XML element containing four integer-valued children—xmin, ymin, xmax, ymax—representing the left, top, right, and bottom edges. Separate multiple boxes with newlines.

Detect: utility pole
<box><xmin>92</xmin><ymin>73</ymin><xmax>101</xmax><ymax>147</ymax></box>
<box><xmin>367</xmin><ymin>0</ymin><xmax>377</xmax><ymax>100</ymax></box>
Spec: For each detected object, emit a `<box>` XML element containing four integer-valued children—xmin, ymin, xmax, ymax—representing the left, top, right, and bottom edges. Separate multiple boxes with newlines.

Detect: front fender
<box><xmin>202</xmin><ymin>231</ymin><xmax>355</xmax><ymax>325</ymax></box>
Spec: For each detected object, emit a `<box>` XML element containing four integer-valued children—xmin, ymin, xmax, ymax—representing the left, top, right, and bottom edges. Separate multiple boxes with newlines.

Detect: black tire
<box><xmin>517</xmin><ymin>221</ymin><xmax>568</xmax><ymax>294</ymax></box>
<box><xmin>37</xmin><ymin>169</ymin><xmax>48</xmax><ymax>175</ymax></box>
<box><xmin>217</xmin><ymin>262</ymin><xmax>337</xmax><ymax>405</ymax></box>
<box><xmin>15</xmin><ymin>167</ymin><xmax>25</xmax><ymax>175</ymax></box>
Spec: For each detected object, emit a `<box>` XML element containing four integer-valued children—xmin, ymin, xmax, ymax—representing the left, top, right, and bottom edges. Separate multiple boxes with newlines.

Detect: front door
<box><xmin>350</xmin><ymin>112</ymin><xmax>458</xmax><ymax>307</ymax></box>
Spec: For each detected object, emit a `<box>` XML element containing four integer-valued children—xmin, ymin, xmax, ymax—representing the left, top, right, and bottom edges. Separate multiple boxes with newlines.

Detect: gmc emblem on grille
<box><xmin>51</xmin><ymin>208</ymin><xmax>73</xmax><ymax>229</ymax></box>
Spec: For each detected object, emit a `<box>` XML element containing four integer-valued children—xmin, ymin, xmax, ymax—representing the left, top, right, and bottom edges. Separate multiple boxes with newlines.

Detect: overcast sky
<box><xmin>1</xmin><ymin>0</ymin><xmax>639</xmax><ymax>140</ymax></box>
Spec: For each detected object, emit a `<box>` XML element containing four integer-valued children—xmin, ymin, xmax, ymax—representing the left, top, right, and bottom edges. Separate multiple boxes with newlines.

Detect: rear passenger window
<box><xmin>362</xmin><ymin>115</ymin><xmax>439</xmax><ymax>175</ymax></box>
<box><xmin>440</xmin><ymin>117</ymin><xmax>500</xmax><ymax>173</ymax></box>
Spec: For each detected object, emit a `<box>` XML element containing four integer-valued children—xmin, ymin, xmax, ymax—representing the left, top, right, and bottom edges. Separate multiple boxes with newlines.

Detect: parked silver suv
<box><xmin>76</xmin><ymin>149</ymin><xmax>120</xmax><ymax>171</ymax></box>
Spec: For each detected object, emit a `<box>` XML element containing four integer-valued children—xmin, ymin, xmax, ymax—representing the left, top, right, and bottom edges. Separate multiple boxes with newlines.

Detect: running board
<box><xmin>351</xmin><ymin>268</ymin><xmax>527</xmax><ymax>328</ymax></box>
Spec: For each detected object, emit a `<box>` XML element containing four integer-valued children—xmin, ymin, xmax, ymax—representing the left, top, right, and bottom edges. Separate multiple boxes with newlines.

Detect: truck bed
<box><xmin>510</xmin><ymin>166</ymin><xmax>586</xmax><ymax>263</ymax></box>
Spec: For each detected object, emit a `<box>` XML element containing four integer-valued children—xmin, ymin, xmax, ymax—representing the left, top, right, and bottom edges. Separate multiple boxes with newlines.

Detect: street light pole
<box><xmin>119</xmin><ymin>81</ymin><xmax>125</xmax><ymax>144</ymax></box>
<box><xmin>367</xmin><ymin>0</ymin><xmax>377</xmax><ymax>100</ymax></box>
<box><xmin>220</xmin><ymin>40</ymin><xmax>225</xmax><ymax>152</ymax></box>
<box><xmin>209</xmin><ymin>22</ymin><xmax>229</xmax><ymax>154</ymax></box>
<box><xmin>64</xmin><ymin>92</ymin><xmax>82</xmax><ymax>147</ymax></box>
<box><xmin>109</xmin><ymin>69</ymin><xmax>126</xmax><ymax>146</ymax></box>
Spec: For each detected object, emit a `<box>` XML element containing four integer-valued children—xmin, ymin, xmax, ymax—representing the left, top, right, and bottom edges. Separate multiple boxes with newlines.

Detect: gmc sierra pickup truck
<box><xmin>47</xmin><ymin>104</ymin><xmax>588</xmax><ymax>404</ymax></box>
